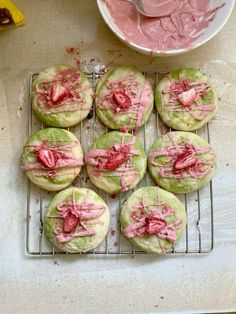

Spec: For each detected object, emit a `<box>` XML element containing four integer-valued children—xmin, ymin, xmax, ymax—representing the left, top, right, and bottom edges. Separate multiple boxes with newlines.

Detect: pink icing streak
<box><xmin>85</xmin><ymin>136</ymin><xmax>140</xmax><ymax>191</ymax></box>
<box><xmin>148</xmin><ymin>133</ymin><xmax>215</xmax><ymax>179</ymax></box>
<box><xmin>123</xmin><ymin>199</ymin><xmax>182</xmax><ymax>243</ymax></box>
<box><xmin>162</xmin><ymin>76</ymin><xmax>215</xmax><ymax>120</ymax></box>
<box><xmin>103</xmin><ymin>0</ymin><xmax>225</xmax><ymax>51</ymax></box>
<box><xmin>35</xmin><ymin>68</ymin><xmax>91</xmax><ymax>114</ymax></box>
<box><xmin>22</xmin><ymin>142</ymin><xmax>83</xmax><ymax>178</ymax></box>
<box><xmin>96</xmin><ymin>74</ymin><xmax>152</xmax><ymax>129</ymax></box>
<box><xmin>48</xmin><ymin>189</ymin><xmax>106</xmax><ymax>243</ymax></box>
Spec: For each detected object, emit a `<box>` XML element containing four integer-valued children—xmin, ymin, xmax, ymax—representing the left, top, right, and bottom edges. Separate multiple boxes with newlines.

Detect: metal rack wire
<box><xmin>26</xmin><ymin>71</ymin><xmax>214</xmax><ymax>256</ymax></box>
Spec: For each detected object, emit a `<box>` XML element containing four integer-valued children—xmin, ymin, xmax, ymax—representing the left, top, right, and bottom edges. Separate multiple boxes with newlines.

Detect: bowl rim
<box><xmin>97</xmin><ymin>0</ymin><xmax>235</xmax><ymax>56</ymax></box>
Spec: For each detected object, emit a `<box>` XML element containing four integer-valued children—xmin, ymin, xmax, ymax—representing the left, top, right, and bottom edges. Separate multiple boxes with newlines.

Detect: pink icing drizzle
<box><xmin>123</xmin><ymin>199</ymin><xmax>182</xmax><ymax>243</ymax></box>
<box><xmin>85</xmin><ymin>136</ymin><xmax>140</xmax><ymax>191</ymax></box>
<box><xmin>103</xmin><ymin>0</ymin><xmax>224</xmax><ymax>51</ymax></box>
<box><xmin>22</xmin><ymin>142</ymin><xmax>83</xmax><ymax>177</ymax></box>
<box><xmin>161</xmin><ymin>76</ymin><xmax>215</xmax><ymax>120</ymax></box>
<box><xmin>148</xmin><ymin>133</ymin><xmax>215</xmax><ymax>179</ymax></box>
<box><xmin>35</xmin><ymin>68</ymin><xmax>91</xmax><ymax>114</ymax></box>
<box><xmin>96</xmin><ymin>74</ymin><xmax>152</xmax><ymax>129</ymax></box>
<box><xmin>48</xmin><ymin>189</ymin><xmax>106</xmax><ymax>243</ymax></box>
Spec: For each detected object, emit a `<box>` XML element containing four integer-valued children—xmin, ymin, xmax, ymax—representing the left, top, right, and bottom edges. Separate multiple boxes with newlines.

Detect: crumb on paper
<box><xmin>76</xmin><ymin>58</ymin><xmax>81</xmax><ymax>68</ymax></box>
<box><xmin>110</xmin><ymin>193</ymin><xmax>116</xmax><ymax>199</ymax></box>
<box><xmin>154</xmin><ymin>305</ymin><xmax>159</xmax><ymax>308</ymax></box>
<box><xmin>107</xmin><ymin>48</ymin><xmax>122</xmax><ymax>55</ymax></box>
<box><xmin>110</xmin><ymin>229</ymin><xmax>115</xmax><ymax>236</ymax></box>
<box><xmin>226</xmin><ymin>163</ymin><xmax>229</xmax><ymax>166</ymax></box>
<box><xmin>160</xmin><ymin>296</ymin><xmax>164</xmax><ymax>300</ymax></box>
<box><xmin>17</xmin><ymin>106</ymin><xmax>23</xmax><ymax>118</ymax></box>
<box><xmin>66</xmin><ymin>47</ymin><xmax>76</xmax><ymax>54</ymax></box>
<box><xmin>1</xmin><ymin>127</ymin><xmax>4</xmax><ymax>130</ymax></box>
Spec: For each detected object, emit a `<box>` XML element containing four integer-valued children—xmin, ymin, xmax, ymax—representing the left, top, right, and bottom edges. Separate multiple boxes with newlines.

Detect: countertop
<box><xmin>0</xmin><ymin>1</ymin><xmax>236</xmax><ymax>313</ymax></box>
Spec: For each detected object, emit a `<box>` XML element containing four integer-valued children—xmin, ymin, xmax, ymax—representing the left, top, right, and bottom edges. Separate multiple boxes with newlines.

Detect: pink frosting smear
<box><xmin>103</xmin><ymin>0</ymin><xmax>225</xmax><ymax>51</ymax></box>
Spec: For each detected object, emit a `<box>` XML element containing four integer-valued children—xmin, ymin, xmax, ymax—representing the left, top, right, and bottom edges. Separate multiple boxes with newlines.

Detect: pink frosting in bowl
<box><xmin>97</xmin><ymin>0</ymin><xmax>234</xmax><ymax>56</ymax></box>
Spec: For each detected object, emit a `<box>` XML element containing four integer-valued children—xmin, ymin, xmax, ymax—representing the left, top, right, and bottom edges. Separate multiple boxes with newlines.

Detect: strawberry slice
<box><xmin>113</xmin><ymin>91</ymin><xmax>132</xmax><ymax>109</ymax></box>
<box><xmin>63</xmin><ymin>212</ymin><xmax>79</xmax><ymax>233</ymax></box>
<box><xmin>51</xmin><ymin>82</ymin><xmax>69</xmax><ymax>104</ymax></box>
<box><xmin>178</xmin><ymin>88</ymin><xmax>196</xmax><ymax>106</ymax></box>
<box><xmin>145</xmin><ymin>217</ymin><xmax>167</xmax><ymax>235</ymax></box>
<box><xmin>105</xmin><ymin>151</ymin><xmax>128</xmax><ymax>170</ymax></box>
<box><xmin>37</xmin><ymin>148</ymin><xmax>58</xmax><ymax>168</ymax></box>
<box><xmin>173</xmin><ymin>151</ymin><xmax>197</xmax><ymax>171</ymax></box>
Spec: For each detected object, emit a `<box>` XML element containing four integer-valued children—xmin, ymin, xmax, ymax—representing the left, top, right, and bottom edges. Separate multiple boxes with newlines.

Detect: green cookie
<box><xmin>44</xmin><ymin>187</ymin><xmax>110</xmax><ymax>253</ymax></box>
<box><xmin>155</xmin><ymin>68</ymin><xmax>217</xmax><ymax>131</ymax></box>
<box><xmin>120</xmin><ymin>186</ymin><xmax>186</xmax><ymax>254</ymax></box>
<box><xmin>85</xmin><ymin>131</ymin><xmax>147</xmax><ymax>194</ymax></box>
<box><xmin>148</xmin><ymin>131</ymin><xmax>216</xmax><ymax>194</ymax></box>
<box><xmin>21</xmin><ymin>128</ymin><xmax>83</xmax><ymax>191</ymax></box>
<box><xmin>95</xmin><ymin>67</ymin><xmax>154</xmax><ymax>130</ymax></box>
<box><xmin>32</xmin><ymin>65</ymin><xmax>93</xmax><ymax>127</ymax></box>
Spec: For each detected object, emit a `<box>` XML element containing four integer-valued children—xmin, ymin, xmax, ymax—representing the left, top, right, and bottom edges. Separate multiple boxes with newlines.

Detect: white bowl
<box><xmin>97</xmin><ymin>0</ymin><xmax>235</xmax><ymax>56</ymax></box>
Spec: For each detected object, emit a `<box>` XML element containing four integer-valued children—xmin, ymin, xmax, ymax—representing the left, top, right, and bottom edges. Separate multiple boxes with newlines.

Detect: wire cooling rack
<box><xmin>26</xmin><ymin>70</ymin><xmax>214</xmax><ymax>256</ymax></box>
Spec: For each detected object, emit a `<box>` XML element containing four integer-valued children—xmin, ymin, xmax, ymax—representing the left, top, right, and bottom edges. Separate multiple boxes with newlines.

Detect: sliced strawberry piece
<box><xmin>51</xmin><ymin>82</ymin><xmax>69</xmax><ymax>104</ymax></box>
<box><xmin>145</xmin><ymin>217</ymin><xmax>167</xmax><ymax>235</ymax></box>
<box><xmin>178</xmin><ymin>88</ymin><xmax>196</xmax><ymax>106</ymax></box>
<box><xmin>63</xmin><ymin>212</ymin><xmax>79</xmax><ymax>233</ymax></box>
<box><xmin>173</xmin><ymin>151</ymin><xmax>197</xmax><ymax>171</ymax></box>
<box><xmin>37</xmin><ymin>148</ymin><xmax>58</xmax><ymax>168</ymax></box>
<box><xmin>105</xmin><ymin>152</ymin><xmax>128</xmax><ymax>170</ymax></box>
<box><xmin>180</xmin><ymin>79</ymin><xmax>190</xmax><ymax>91</ymax></box>
<box><xmin>112</xmin><ymin>91</ymin><xmax>132</xmax><ymax>109</ymax></box>
<box><xmin>97</xmin><ymin>157</ymin><xmax>104</xmax><ymax>171</ymax></box>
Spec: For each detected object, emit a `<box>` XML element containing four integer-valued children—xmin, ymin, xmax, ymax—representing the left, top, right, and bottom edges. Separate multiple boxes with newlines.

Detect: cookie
<box><xmin>120</xmin><ymin>186</ymin><xmax>186</xmax><ymax>254</ymax></box>
<box><xmin>44</xmin><ymin>187</ymin><xmax>110</xmax><ymax>253</ymax></box>
<box><xmin>95</xmin><ymin>67</ymin><xmax>154</xmax><ymax>131</ymax></box>
<box><xmin>32</xmin><ymin>65</ymin><xmax>93</xmax><ymax>127</ymax></box>
<box><xmin>155</xmin><ymin>68</ymin><xmax>217</xmax><ymax>131</ymax></box>
<box><xmin>21</xmin><ymin>128</ymin><xmax>83</xmax><ymax>191</ymax></box>
<box><xmin>85</xmin><ymin>131</ymin><xmax>147</xmax><ymax>194</ymax></box>
<box><xmin>148</xmin><ymin>131</ymin><xmax>216</xmax><ymax>194</ymax></box>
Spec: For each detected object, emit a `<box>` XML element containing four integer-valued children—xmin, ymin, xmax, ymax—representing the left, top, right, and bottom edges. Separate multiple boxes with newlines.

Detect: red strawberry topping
<box><xmin>37</xmin><ymin>148</ymin><xmax>58</xmax><ymax>169</ymax></box>
<box><xmin>145</xmin><ymin>216</ymin><xmax>167</xmax><ymax>235</ymax></box>
<box><xmin>112</xmin><ymin>91</ymin><xmax>132</xmax><ymax>110</ymax></box>
<box><xmin>63</xmin><ymin>212</ymin><xmax>79</xmax><ymax>233</ymax></box>
<box><xmin>105</xmin><ymin>151</ymin><xmax>129</xmax><ymax>170</ymax></box>
<box><xmin>173</xmin><ymin>151</ymin><xmax>197</xmax><ymax>171</ymax></box>
<box><xmin>178</xmin><ymin>88</ymin><xmax>196</xmax><ymax>106</ymax></box>
<box><xmin>51</xmin><ymin>82</ymin><xmax>69</xmax><ymax>104</ymax></box>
